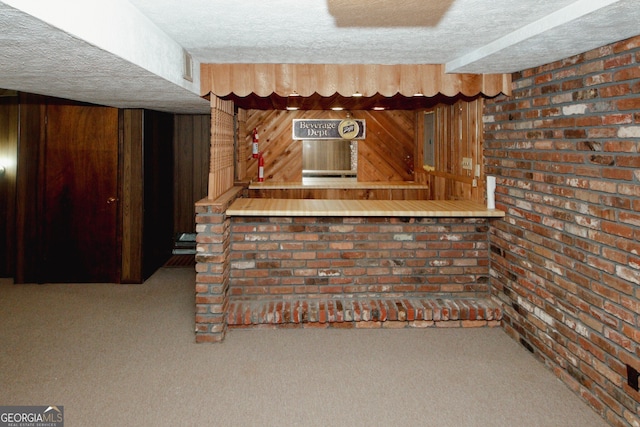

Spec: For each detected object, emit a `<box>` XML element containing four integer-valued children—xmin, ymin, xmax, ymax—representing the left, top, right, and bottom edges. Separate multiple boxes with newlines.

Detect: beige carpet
<box><xmin>0</xmin><ymin>268</ymin><xmax>609</xmax><ymax>427</ymax></box>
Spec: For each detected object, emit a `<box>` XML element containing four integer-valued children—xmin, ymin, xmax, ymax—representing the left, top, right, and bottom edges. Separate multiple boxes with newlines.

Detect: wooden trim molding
<box><xmin>120</xmin><ymin>109</ymin><xmax>144</xmax><ymax>283</ymax></box>
<box><xmin>201</xmin><ymin>63</ymin><xmax>511</xmax><ymax>98</ymax></box>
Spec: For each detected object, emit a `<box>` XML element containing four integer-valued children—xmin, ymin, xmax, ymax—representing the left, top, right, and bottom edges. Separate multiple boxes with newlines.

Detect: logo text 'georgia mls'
<box><xmin>0</xmin><ymin>406</ymin><xmax>64</xmax><ymax>427</ymax></box>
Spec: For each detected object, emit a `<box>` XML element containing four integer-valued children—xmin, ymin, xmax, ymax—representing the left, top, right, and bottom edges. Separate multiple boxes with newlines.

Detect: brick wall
<box><xmin>194</xmin><ymin>188</ymin><xmax>243</xmax><ymax>343</ymax></box>
<box><xmin>484</xmin><ymin>35</ymin><xmax>640</xmax><ymax>427</ymax></box>
<box><xmin>228</xmin><ymin>216</ymin><xmax>492</xmax><ymax>300</ymax></box>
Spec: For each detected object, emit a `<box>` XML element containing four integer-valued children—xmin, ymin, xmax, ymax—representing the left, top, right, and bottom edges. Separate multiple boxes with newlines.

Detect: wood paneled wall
<box><xmin>120</xmin><ymin>109</ymin><xmax>144</xmax><ymax>283</ymax></box>
<box><xmin>414</xmin><ymin>98</ymin><xmax>485</xmax><ymax>202</ymax></box>
<box><xmin>358</xmin><ymin>110</ymin><xmax>415</xmax><ymax>181</ymax></box>
<box><xmin>120</xmin><ymin>109</ymin><xmax>175</xmax><ymax>282</ymax></box>
<box><xmin>245</xmin><ymin>110</ymin><xmax>302</xmax><ymax>182</ymax></box>
<box><xmin>14</xmin><ymin>93</ymin><xmax>44</xmax><ymax>283</ymax></box>
<box><xmin>0</xmin><ymin>93</ymin><xmax>18</xmax><ymax>277</ymax></box>
<box><xmin>242</xmin><ymin>109</ymin><xmax>416</xmax><ymax>184</ymax></box>
<box><xmin>3</xmin><ymin>91</ymin><xmax>208</xmax><ymax>282</ymax></box>
<box><xmin>142</xmin><ymin>110</ymin><xmax>175</xmax><ymax>280</ymax></box>
<box><xmin>173</xmin><ymin>114</ymin><xmax>210</xmax><ymax>233</ymax></box>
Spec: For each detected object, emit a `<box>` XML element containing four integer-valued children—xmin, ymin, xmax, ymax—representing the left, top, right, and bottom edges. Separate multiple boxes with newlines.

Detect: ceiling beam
<box><xmin>446</xmin><ymin>0</ymin><xmax>621</xmax><ymax>73</ymax></box>
<box><xmin>2</xmin><ymin>0</ymin><xmax>200</xmax><ymax>97</ymax></box>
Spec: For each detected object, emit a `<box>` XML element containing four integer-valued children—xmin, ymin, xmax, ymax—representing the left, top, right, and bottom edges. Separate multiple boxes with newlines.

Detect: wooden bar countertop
<box><xmin>248</xmin><ymin>181</ymin><xmax>429</xmax><ymax>190</ymax></box>
<box><xmin>226</xmin><ymin>198</ymin><xmax>505</xmax><ymax>218</ymax></box>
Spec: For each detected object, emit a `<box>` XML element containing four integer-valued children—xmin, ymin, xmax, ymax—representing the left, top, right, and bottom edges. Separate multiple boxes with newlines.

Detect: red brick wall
<box><xmin>194</xmin><ymin>188</ymin><xmax>243</xmax><ymax>343</ymax></box>
<box><xmin>484</xmin><ymin>35</ymin><xmax>640</xmax><ymax>427</ymax></box>
<box><xmin>229</xmin><ymin>216</ymin><xmax>491</xmax><ymax>300</ymax></box>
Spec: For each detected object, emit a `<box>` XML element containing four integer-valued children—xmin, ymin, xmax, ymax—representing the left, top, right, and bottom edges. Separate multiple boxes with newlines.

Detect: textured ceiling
<box><xmin>1</xmin><ymin>0</ymin><xmax>639</xmax><ymax>113</ymax></box>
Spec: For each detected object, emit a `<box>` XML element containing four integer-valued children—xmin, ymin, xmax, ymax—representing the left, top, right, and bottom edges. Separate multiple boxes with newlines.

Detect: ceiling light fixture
<box><xmin>352</xmin><ymin>91</ymin><xmax>363</xmax><ymax>97</ymax></box>
<box><xmin>331</xmin><ymin>107</ymin><xmax>344</xmax><ymax>111</ymax></box>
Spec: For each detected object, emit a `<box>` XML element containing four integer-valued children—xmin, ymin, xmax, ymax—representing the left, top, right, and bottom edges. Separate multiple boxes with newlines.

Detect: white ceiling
<box><xmin>1</xmin><ymin>0</ymin><xmax>639</xmax><ymax>114</ymax></box>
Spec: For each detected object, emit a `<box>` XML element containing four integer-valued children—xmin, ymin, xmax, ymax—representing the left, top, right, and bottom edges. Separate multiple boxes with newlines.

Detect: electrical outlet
<box><xmin>462</xmin><ymin>157</ymin><xmax>472</xmax><ymax>170</ymax></box>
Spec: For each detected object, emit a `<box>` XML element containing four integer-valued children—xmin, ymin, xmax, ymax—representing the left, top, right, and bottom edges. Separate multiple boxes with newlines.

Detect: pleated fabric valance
<box><xmin>200</xmin><ymin>63</ymin><xmax>511</xmax><ymax>99</ymax></box>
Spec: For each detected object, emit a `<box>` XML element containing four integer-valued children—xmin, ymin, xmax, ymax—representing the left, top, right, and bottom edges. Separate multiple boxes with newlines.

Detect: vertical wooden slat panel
<box><xmin>275</xmin><ymin>64</ymin><xmax>295</xmax><ymax>96</ymax></box>
<box><xmin>335</xmin><ymin>64</ymin><xmax>358</xmax><ymax>96</ymax></box>
<box><xmin>208</xmin><ymin>96</ymin><xmax>235</xmax><ymax>200</ymax></box>
<box><xmin>377</xmin><ymin>65</ymin><xmax>402</xmax><ymax>97</ymax></box>
<box><xmin>235</xmin><ymin>63</ymin><xmax>252</xmax><ymax>94</ymax></box>
<box><xmin>196</xmin><ymin>115</ymin><xmax>211</xmax><ymax>202</ymax></box>
<box><xmin>201</xmin><ymin>64</ymin><xmax>511</xmax><ymax>98</ymax></box>
<box><xmin>294</xmin><ymin>65</ymin><xmax>318</xmax><ymax>97</ymax></box>
<box><xmin>120</xmin><ymin>109</ymin><xmax>144</xmax><ymax>283</ymax></box>
<box><xmin>315</xmin><ymin>65</ymin><xmax>338</xmax><ymax>96</ymax></box>
<box><xmin>428</xmin><ymin>98</ymin><xmax>484</xmax><ymax>202</ymax></box>
<box><xmin>469</xmin><ymin>100</ymin><xmax>481</xmax><ymax>202</ymax></box>
<box><xmin>205</xmin><ymin>63</ymin><xmax>231</xmax><ymax>96</ymax></box>
<box><xmin>14</xmin><ymin>93</ymin><xmax>45</xmax><ymax>283</ymax></box>
<box><xmin>173</xmin><ymin>115</ymin><xmax>194</xmax><ymax>232</ymax></box>
<box><xmin>399</xmin><ymin>65</ymin><xmax>420</xmax><ymax>96</ymax></box>
<box><xmin>249</xmin><ymin>63</ymin><xmax>269</xmax><ymax>97</ymax></box>
<box><xmin>452</xmin><ymin>103</ymin><xmax>459</xmax><ymax>177</ymax></box>
<box><xmin>357</xmin><ymin>64</ymin><xmax>379</xmax><ymax>97</ymax></box>
<box><xmin>236</xmin><ymin>108</ymin><xmax>248</xmax><ymax>181</ymax></box>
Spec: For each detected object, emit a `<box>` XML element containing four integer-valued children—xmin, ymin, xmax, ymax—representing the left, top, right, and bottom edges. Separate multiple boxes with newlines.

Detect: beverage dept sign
<box><xmin>292</xmin><ymin>119</ymin><xmax>366</xmax><ymax>140</ymax></box>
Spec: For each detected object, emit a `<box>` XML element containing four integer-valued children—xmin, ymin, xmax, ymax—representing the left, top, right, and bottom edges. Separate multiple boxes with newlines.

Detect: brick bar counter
<box><xmin>194</xmin><ymin>187</ymin><xmax>505</xmax><ymax>343</ymax></box>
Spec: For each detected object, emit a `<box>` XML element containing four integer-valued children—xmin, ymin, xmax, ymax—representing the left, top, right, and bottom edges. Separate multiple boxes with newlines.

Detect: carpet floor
<box><xmin>0</xmin><ymin>268</ymin><xmax>609</xmax><ymax>427</ymax></box>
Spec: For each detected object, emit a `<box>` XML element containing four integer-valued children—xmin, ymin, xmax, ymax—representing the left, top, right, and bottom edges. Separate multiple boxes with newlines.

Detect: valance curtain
<box><xmin>201</xmin><ymin>63</ymin><xmax>511</xmax><ymax>98</ymax></box>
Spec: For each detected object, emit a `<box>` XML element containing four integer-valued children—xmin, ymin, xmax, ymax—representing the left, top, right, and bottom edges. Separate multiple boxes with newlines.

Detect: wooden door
<box><xmin>42</xmin><ymin>102</ymin><xmax>119</xmax><ymax>282</ymax></box>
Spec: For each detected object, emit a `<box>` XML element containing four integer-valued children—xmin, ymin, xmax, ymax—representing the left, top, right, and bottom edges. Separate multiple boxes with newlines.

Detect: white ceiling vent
<box><xmin>183</xmin><ymin>49</ymin><xmax>193</xmax><ymax>82</ymax></box>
